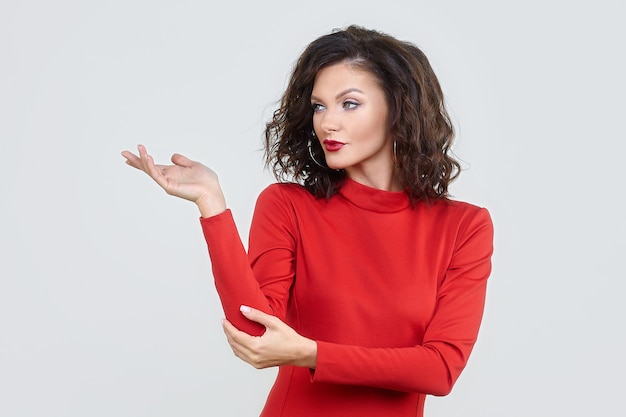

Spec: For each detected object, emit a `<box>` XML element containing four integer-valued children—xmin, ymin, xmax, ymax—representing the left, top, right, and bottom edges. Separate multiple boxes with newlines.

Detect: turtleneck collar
<box><xmin>337</xmin><ymin>177</ymin><xmax>411</xmax><ymax>213</ymax></box>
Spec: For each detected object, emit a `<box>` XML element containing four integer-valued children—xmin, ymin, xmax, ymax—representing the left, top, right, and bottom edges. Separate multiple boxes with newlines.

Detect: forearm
<box><xmin>201</xmin><ymin>211</ymin><xmax>274</xmax><ymax>335</ymax></box>
<box><xmin>201</xmin><ymin>185</ymin><xmax>298</xmax><ymax>338</ymax></box>
<box><xmin>312</xmin><ymin>341</ymin><xmax>459</xmax><ymax>395</ymax></box>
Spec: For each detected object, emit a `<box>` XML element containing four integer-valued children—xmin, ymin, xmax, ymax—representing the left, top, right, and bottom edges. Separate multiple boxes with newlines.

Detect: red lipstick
<box><xmin>323</xmin><ymin>139</ymin><xmax>345</xmax><ymax>152</ymax></box>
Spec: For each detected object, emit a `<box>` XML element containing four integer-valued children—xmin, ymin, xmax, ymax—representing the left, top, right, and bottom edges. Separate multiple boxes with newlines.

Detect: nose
<box><xmin>319</xmin><ymin>107</ymin><xmax>340</xmax><ymax>133</ymax></box>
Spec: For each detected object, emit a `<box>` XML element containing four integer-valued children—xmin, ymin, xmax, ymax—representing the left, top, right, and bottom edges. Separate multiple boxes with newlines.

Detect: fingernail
<box><xmin>240</xmin><ymin>305</ymin><xmax>251</xmax><ymax>314</ymax></box>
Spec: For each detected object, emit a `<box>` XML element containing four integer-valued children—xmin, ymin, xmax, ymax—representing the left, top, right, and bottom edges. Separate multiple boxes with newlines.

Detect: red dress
<box><xmin>200</xmin><ymin>178</ymin><xmax>494</xmax><ymax>417</ymax></box>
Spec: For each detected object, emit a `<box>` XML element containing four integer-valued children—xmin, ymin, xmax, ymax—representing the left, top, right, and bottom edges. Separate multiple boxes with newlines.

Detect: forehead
<box><xmin>312</xmin><ymin>62</ymin><xmax>381</xmax><ymax>95</ymax></box>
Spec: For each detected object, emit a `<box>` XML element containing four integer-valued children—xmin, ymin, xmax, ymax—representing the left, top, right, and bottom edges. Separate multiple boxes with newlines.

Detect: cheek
<box><xmin>312</xmin><ymin>116</ymin><xmax>322</xmax><ymax>138</ymax></box>
<box><xmin>370</xmin><ymin>114</ymin><xmax>390</xmax><ymax>141</ymax></box>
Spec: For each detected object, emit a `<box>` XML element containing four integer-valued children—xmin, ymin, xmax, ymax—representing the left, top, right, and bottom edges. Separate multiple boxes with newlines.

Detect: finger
<box><xmin>171</xmin><ymin>153</ymin><xmax>194</xmax><ymax>168</ymax></box>
<box><xmin>121</xmin><ymin>151</ymin><xmax>143</xmax><ymax>169</ymax></box>
<box><xmin>223</xmin><ymin>318</ymin><xmax>247</xmax><ymax>343</ymax></box>
<box><xmin>222</xmin><ymin>318</ymin><xmax>239</xmax><ymax>339</ymax></box>
<box><xmin>136</xmin><ymin>144</ymin><xmax>147</xmax><ymax>161</ymax></box>
<box><xmin>240</xmin><ymin>305</ymin><xmax>277</xmax><ymax>329</ymax></box>
<box><xmin>121</xmin><ymin>150</ymin><xmax>138</xmax><ymax>160</ymax></box>
<box><xmin>222</xmin><ymin>319</ymin><xmax>255</xmax><ymax>354</ymax></box>
<box><xmin>137</xmin><ymin>145</ymin><xmax>170</xmax><ymax>188</ymax></box>
<box><xmin>135</xmin><ymin>144</ymin><xmax>149</xmax><ymax>171</ymax></box>
<box><xmin>222</xmin><ymin>322</ymin><xmax>246</xmax><ymax>360</ymax></box>
<box><xmin>144</xmin><ymin>154</ymin><xmax>172</xmax><ymax>190</ymax></box>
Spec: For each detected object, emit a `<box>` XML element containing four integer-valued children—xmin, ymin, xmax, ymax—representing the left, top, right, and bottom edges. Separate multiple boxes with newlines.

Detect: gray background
<box><xmin>1</xmin><ymin>0</ymin><xmax>624</xmax><ymax>416</ymax></box>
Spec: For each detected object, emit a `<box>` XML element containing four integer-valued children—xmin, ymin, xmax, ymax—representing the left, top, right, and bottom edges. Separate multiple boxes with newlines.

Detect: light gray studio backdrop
<box><xmin>1</xmin><ymin>0</ymin><xmax>624</xmax><ymax>416</ymax></box>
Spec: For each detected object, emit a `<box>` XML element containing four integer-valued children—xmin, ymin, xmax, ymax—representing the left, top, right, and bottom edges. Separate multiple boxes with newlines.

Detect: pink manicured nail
<box><xmin>240</xmin><ymin>305</ymin><xmax>251</xmax><ymax>314</ymax></box>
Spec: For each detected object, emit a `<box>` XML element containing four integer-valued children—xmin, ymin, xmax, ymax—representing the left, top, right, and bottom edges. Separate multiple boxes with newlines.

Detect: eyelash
<box><xmin>343</xmin><ymin>100</ymin><xmax>359</xmax><ymax>109</ymax></box>
<box><xmin>311</xmin><ymin>101</ymin><xmax>360</xmax><ymax>112</ymax></box>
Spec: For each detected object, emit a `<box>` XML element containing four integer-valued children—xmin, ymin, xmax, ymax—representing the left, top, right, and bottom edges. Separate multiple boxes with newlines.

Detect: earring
<box><xmin>308</xmin><ymin>139</ymin><xmax>328</xmax><ymax>169</ymax></box>
<box><xmin>393</xmin><ymin>141</ymin><xmax>398</xmax><ymax>167</ymax></box>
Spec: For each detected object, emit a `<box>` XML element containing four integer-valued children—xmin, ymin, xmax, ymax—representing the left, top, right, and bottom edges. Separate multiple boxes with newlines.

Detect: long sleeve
<box><xmin>200</xmin><ymin>188</ymin><xmax>298</xmax><ymax>336</ymax></box>
<box><xmin>311</xmin><ymin>208</ymin><xmax>493</xmax><ymax>395</ymax></box>
<box><xmin>200</xmin><ymin>179</ymin><xmax>494</xmax><ymax>416</ymax></box>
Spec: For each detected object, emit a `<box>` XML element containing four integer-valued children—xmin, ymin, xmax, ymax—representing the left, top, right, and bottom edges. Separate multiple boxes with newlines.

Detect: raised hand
<box><xmin>223</xmin><ymin>306</ymin><xmax>318</xmax><ymax>369</ymax></box>
<box><xmin>121</xmin><ymin>144</ymin><xmax>227</xmax><ymax>217</ymax></box>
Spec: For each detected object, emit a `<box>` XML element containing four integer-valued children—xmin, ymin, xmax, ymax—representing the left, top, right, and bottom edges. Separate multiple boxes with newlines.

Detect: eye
<box><xmin>343</xmin><ymin>100</ymin><xmax>360</xmax><ymax>110</ymax></box>
<box><xmin>311</xmin><ymin>103</ymin><xmax>325</xmax><ymax>112</ymax></box>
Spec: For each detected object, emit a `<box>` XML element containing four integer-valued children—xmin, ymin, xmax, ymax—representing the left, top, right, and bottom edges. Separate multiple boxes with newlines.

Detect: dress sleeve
<box><xmin>200</xmin><ymin>185</ymin><xmax>296</xmax><ymax>336</ymax></box>
<box><xmin>311</xmin><ymin>208</ymin><xmax>494</xmax><ymax>395</ymax></box>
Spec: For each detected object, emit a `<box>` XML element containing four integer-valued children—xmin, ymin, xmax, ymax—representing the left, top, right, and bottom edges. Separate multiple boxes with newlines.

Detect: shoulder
<box><xmin>424</xmin><ymin>198</ymin><xmax>493</xmax><ymax>239</ymax></box>
<box><xmin>440</xmin><ymin>200</ymin><xmax>494</xmax><ymax>252</ymax></box>
<box><xmin>432</xmin><ymin>198</ymin><xmax>490</xmax><ymax>220</ymax></box>
<box><xmin>254</xmin><ymin>182</ymin><xmax>319</xmax><ymax>215</ymax></box>
<box><xmin>260</xmin><ymin>182</ymin><xmax>310</xmax><ymax>196</ymax></box>
<box><xmin>257</xmin><ymin>182</ymin><xmax>313</xmax><ymax>204</ymax></box>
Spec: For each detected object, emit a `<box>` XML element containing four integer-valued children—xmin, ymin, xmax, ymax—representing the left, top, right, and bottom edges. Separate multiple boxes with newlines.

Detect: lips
<box><xmin>323</xmin><ymin>139</ymin><xmax>345</xmax><ymax>152</ymax></box>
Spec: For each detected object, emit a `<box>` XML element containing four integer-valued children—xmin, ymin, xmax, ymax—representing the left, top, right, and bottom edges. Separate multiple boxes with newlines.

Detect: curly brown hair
<box><xmin>264</xmin><ymin>25</ymin><xmax>460</xmax><ymax>203</ymax></box>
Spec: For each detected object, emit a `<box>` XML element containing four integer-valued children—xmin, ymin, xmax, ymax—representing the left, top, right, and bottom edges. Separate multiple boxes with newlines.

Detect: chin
<box><xmin>324</xmin><ymin>156</ymin><xmax>346</xmax><ymax>170</ymax></box>
<box><xmin>325</xmin><ymin>161</ymin><xmax>345</xmax><ymax>170</ymax></box>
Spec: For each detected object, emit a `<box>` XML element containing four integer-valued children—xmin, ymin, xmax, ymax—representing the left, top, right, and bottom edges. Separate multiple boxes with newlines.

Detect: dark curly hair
<box><xmin>264</xmin><ymin>25</ymin><xmax>460</xmax><ymax>203</ymax></box>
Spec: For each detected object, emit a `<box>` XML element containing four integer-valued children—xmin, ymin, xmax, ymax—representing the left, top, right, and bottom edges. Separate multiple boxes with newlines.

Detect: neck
<box><xmin>345</xmin><ymin>167</ymin><xmax>402</xmax><ymax>192</ymax></box>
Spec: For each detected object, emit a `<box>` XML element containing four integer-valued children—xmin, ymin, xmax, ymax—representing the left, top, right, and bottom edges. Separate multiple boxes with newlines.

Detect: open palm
<box><xmin>121</xmin><ymin>144</ymin><xmax>226</xmax><ymax>216</ymax></box>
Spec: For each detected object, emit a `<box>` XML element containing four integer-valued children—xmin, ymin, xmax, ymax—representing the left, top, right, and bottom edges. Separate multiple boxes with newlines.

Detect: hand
<box><xmin>121</xmin><ymin>144</ymin><xmax>226</xmax><ymax>217</ymax></box>
<box><xmin>222</xmin><ymin>305</ymin><xmax>318</xmax><ymax>369</ymax></box>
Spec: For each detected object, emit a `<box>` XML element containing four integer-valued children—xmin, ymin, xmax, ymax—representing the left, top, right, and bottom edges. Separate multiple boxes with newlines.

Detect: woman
<box><xmin>122</xmin><ymin>25</ymin><xmax>493</xmax><ymax>417</ymax></box>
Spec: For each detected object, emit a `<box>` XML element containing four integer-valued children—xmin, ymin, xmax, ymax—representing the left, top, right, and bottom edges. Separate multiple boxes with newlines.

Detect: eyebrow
<box><xmin>310</xmin><ymin>88</ymin><xmax>365</xmax><ymax>102</ymax></box>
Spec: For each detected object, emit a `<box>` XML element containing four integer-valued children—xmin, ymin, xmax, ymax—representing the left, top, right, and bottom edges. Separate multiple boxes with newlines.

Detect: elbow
<box><xmin>401</xmin><ymin>367</ymin><xmax>456</xmax><ymax>396</ymax></box>
<box><xmin>429</xmin><ymin>379</ymin><xmax>454</xmax><ymax>397</ymax></box>
<box><xmin>426</xmin><ymin>372</ymin><xmax>454</xmax><ymax>397</ymax></box>
<box><xmin>421</xmin><ymin>358</ymin><xmax>458</xmax><ymax>396</ymax></box>
<box><xmin>420</xmin><ymin>344</ymin><xmax>468</xmax><ymax>396</ymax></box>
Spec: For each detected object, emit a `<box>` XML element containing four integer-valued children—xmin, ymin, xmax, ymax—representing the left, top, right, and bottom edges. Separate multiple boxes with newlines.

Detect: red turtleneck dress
<box><xmin>200</xmin><ymin>178</ymin><xmax>494</xmax><ymax>417</ymax></box>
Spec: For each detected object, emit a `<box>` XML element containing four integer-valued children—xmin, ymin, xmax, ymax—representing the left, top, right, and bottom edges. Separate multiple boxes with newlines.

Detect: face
<box><xmin>311</xmin><ymin>62</ymin><xmax>394</xmax><ymax>183</ymax></box>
